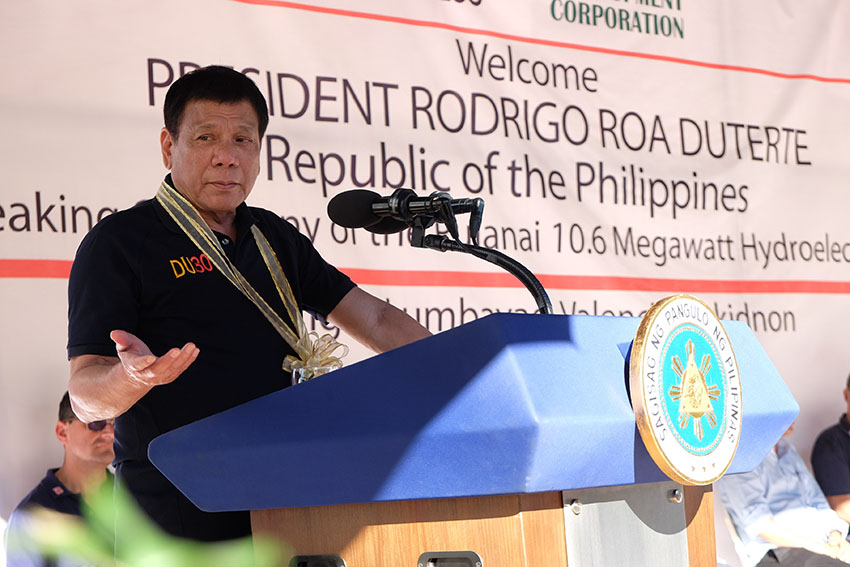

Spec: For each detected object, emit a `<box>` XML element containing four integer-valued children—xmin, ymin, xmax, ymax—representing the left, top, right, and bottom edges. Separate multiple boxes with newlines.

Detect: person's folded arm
<box><xmin>827</xmin><ymin>495</ymin><xmax>850</xmax><ymax>525</ymax></box>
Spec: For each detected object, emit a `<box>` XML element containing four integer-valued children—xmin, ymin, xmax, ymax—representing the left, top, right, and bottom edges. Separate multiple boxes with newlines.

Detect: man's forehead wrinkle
<box><xmin>185</xmin><ymin>119</ymin><xmax>257</xmax><ymax>132</ymax></box>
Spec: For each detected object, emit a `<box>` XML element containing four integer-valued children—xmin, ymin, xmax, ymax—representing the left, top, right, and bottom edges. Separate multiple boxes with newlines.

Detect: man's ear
<box><xmin>160</xmin><ymin>128</ymin><xmax>174</xmax><ymax>170</ymax></box>
<box><xmin>55</xmin><ymin>421</ymin><xmax>70</xmax><ymax>446</ymax></box>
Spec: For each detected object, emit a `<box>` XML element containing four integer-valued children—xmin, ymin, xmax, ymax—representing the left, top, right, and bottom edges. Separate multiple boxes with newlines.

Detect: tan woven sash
<box><xmin>156</xmin><ymin>180</ymin><xmax>348</xmax><ymax>379</ymax></box>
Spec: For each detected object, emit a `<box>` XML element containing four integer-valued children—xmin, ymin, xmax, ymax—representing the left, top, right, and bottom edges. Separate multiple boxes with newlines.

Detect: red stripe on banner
<box><xmin>1</xmin><ymin>260</ymin><xmax>848</xmax><ymax>294</ymax></box>
<box><xmin>0</xmin><ymin>260</ymin><xmax>72</xmax><ymax>279</ymax></box>
<box><xmin>231</xmin><ymin>0</ymin><xmax>850</xmax><ymax>84</ymax></box>
<box><xmin>340</xmin><ymin>268</ymin><xmax>850</xmax><ymax>295</ymax></box>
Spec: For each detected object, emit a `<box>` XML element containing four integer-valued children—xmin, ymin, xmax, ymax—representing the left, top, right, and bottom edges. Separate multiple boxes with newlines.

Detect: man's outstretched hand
<box><xmin>110</xmin><ymin>330</ymin><xmax>199</xmax><ymax>388</ymax></box>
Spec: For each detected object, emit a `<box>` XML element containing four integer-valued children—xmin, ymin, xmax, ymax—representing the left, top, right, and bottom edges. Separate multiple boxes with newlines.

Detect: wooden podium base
<box><xmin>684</xmin><ymin>484</ymin><xmax>716</xmax><ymax>567</ymax></box>
<box><xmin>252</xmin><ymin>491</ymin><xmax>568</xmax><ymax>567</ymax></box>
<box><xmin>251</xmin><ymin>485</ymin><xmax>714</xmax><ymax>567</ymax></box>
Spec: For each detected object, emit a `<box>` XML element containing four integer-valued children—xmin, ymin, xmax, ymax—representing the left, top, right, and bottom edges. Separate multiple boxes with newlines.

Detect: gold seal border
<box><xmin>629</xmin><ymin>294</ymin><xmax>742</xmax><ymax>486</ymax></box>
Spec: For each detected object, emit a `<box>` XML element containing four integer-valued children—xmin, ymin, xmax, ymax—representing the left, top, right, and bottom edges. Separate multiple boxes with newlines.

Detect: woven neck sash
<box><xmin>156</xmin><ymin>181</ymin><xmax>348</xmax><ymax>377</ymax></box>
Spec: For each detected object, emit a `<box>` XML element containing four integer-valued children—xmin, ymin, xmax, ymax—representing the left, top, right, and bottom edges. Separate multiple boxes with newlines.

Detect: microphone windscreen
<box><xmin>327</xmin><ymin>190</ymin><xmax>382</xmax><ymax>228</ymax></box>
<box><xmin>365</xmin><ymin>217</ymin><xmax>409</xmax><ymax>234</ymax></box>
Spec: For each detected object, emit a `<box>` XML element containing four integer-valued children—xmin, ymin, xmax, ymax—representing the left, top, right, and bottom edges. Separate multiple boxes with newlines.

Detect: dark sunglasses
<box><xmin>85</xmin><ymin>419</ymin><xmax>114</xmax><ymax>432</ymax></box>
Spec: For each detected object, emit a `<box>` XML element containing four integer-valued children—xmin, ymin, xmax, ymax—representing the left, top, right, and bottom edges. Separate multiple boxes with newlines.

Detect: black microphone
<box><xmin>327</xmin><ymin>188</ymin><xmax>482</xmax><ymax>234</ymax></box>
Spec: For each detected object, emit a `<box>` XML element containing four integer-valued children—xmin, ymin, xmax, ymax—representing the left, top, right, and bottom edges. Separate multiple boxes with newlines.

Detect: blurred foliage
<box><xmin>9</xmin><ymin>481</ymin><xmax>285</xmax><ymax>567</ymax></box>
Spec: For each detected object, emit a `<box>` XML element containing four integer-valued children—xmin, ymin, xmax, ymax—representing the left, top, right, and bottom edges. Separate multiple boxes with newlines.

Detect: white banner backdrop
<box><xmin>1</xmin><ymin>1</ymin><xmax>849</xmax><ymax>562</ymax></box>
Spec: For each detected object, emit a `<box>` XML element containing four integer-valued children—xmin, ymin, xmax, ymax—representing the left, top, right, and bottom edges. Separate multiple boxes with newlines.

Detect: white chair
<box><xmin>714</xmin><ymin>494</ymin><xmax>745</xmax><ymax>567</ymax></box>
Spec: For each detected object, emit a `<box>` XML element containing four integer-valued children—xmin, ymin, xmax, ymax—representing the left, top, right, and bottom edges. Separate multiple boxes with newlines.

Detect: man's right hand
<box><xmin>830</xmin><ymin>538</ymin><xmax>850</xmax><ymax>564</ymax></box>
<box><xmin>111</xmin><ymin>330</ymin><xmax>199</xmax><ymax>387</ymax></box>
<box><xmin>69</xmin><ymin>331</ymin><xmax>199</xmax><ymax>421</ymax></box>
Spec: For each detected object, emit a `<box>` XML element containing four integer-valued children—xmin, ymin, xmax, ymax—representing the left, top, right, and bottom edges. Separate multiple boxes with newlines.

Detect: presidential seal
<box><xmin>630</xmin><ymin>294</ymin><xmax>742</xmax><ymax>485</ymax></box>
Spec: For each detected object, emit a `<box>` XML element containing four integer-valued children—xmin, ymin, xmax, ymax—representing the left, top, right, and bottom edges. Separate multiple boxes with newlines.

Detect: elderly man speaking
<box><xmin>67</xmin><ymin>65</ymin><xmax>430</xmax><ymax>543</ymax></box>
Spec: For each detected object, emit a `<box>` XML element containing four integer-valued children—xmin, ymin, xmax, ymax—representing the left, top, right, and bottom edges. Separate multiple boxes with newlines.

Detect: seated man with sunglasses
<box><xmin>5</xmin><ymin>392</ymin><xmax>114</xmax><ymax>567</ymax></box>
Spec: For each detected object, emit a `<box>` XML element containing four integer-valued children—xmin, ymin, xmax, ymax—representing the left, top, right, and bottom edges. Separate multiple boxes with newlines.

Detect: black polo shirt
<box><xmin>812</xmin><ymin>414</ymin><xmax>850</xmax><ymax>497</ymax></box>
<box><xmin>67</xmin><ymin>187</ymin><xmax>354</xmax><ymax>540</ymax></box>
<box><xmin>11</xmin><ymin>469</ymin><xmax>81</xmax><ymax>518</ymax></box>
<box><xmin>6</xmin><ymin>469</ymin><xmax>113</xmax><ymax>567</ymax></box>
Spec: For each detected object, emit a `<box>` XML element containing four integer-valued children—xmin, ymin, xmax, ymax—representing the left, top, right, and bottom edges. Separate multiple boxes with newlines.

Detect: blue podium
<box><xmin>149</xmin><ymin>313</ymin><xmax>797</xmax><ymax>567</ymax></box>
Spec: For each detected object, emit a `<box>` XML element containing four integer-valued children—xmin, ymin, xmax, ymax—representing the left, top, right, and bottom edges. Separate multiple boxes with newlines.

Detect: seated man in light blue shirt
<box><xmin>718</xmin><ymin>424</ymin><xmax>850</xmax><ymax>567</ymax></box>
